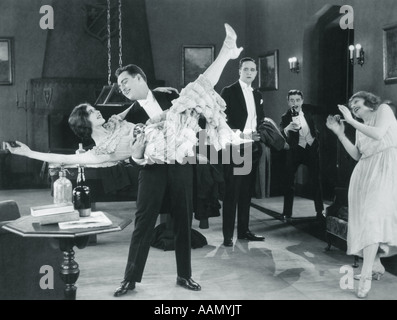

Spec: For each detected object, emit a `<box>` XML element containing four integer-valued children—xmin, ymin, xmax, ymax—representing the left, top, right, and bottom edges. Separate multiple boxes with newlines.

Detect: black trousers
<box><xmin>222</xmin><ymin>143</ymin><xmax>261</xmax><ymax>240</ymax></box>
<box><xmin>124</xmin><ymin>163</ymin><xmax>193</xmax><ymax>282</ymax></box>
<box><xmin>282</xmin><ymin>141</ymin><xmax>323</xmax><ymax>217</ymax></box>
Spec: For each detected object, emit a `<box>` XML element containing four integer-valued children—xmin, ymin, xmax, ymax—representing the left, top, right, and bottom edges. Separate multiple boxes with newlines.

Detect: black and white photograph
<box><xmin>1</xmin><ymin>0</ymin><xmax>397</xmax><ymax>307</ymax></box>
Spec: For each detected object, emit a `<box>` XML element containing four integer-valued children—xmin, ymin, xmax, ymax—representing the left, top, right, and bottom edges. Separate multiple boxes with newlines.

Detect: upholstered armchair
<box><xmin>325</xmin><ymin>187</ymin><xmax>359</xmax><ymax>268</ymax></box>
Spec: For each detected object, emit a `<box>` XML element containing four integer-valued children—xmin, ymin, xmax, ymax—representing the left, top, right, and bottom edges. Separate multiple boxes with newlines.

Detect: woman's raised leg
<box><xmin>203</xmin><ymin>23</ymin><xmax>243</xmax><ymax>87</ymax></box>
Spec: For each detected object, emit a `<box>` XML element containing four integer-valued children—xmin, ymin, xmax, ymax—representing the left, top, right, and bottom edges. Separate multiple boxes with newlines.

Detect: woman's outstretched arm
<box><xmin>5</xmin><ymin>141</ymin><xmax>127</xmax><ymax>165</ymax></box>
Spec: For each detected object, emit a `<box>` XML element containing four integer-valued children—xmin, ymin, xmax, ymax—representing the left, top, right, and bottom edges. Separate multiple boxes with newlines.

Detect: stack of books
<box><xmin>30</xmin><ymin>202</ymin><xmax>79</xmax><ymax>225</ymax></box>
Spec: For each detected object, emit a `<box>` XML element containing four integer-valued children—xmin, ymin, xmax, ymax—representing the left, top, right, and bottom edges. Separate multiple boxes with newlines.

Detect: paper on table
<box><xmin>58</xmin><ymin>211</ymin><xmax>112</xmax><ymax>229</ymax></box>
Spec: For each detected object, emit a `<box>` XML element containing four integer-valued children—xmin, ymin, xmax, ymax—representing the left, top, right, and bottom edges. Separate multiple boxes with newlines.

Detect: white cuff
<box><xmin>131</xmin><ymin>156</ymin><xmax>147</xmax><ymax>166</ymax></box>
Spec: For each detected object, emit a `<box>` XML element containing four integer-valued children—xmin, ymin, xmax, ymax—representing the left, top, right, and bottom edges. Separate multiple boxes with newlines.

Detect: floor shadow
<box><xmin>252</xmin><ymin>202</ymin><xmax>328</xmax><ymax>243</ymax></box>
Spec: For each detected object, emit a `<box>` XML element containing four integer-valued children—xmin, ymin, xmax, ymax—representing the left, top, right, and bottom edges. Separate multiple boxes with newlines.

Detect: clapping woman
<box><xmin>326</xmin><ymin>91</ymin><xmax>397</xmax><ymax>298</ymax></box>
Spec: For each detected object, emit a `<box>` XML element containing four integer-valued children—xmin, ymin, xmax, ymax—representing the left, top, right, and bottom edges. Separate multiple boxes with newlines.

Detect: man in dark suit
<box><xmin>113</xmin><ymin>64</ymin><xmax>200</xmax><ymax>296</ymax></box>
<box><xmin>220</xmin><ymin>57</ymin><xmax>265</xmax><ymax>247</ymax></box>
<box><xmin>280</xmin><ymin>89</ymin><xmax>324</xmax><ymax>221</ymax></box>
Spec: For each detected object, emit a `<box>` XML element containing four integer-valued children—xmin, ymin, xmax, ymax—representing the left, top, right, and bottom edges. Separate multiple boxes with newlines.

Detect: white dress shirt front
<box><xmin>298</xmin><ymin>110</ymin><xmax>315</xmax><ymax>148</ymax></box>
<box><xmin>132</xmin><ymin>90</ymin><xmax>164</xmax><ymax>165</ymax></box>
<box><xmin>239</xmin><ymin>80</ymin><xmax>257</xmax><ymax>134</ymax></box>
<box><xmin>138</xmin><ymin>90</ymin><xmax>163</xmax><ymax>119</ymax></box>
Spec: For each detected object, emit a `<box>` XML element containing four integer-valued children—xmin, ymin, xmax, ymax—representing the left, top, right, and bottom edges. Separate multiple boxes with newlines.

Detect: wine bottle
<box><xmin>76</xmin><ymin>143</ymin><xmax>86</xmax><ymax>154</ymax></box>
<box><xmin>73</xmin><ymin>166</ymin><xmax>91</xmax><ymax>217</ymax></box>
<box><xmin>291</xmin><ymin>106</ymin><xmax>301</xmax><ymax>129</ymax></box>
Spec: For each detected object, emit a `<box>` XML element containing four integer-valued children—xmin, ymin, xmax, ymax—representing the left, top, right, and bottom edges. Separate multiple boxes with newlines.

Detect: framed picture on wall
<box><xmin>182</xmin><ymin>45</ymin><xmax>214</xmax><ymax>87</ymax></box>
<box><xmin>383</xmin><ymin>23</ymin><xmax>397</xmax><ymax>84</ymax></box>
<box><xmin>0</xmin><ymin>38</ymin><xmax>13</xmax><ymax>85</ymax></box>
<box><xmin>258</xmin><ymin>50</ymin><xmax>279</xmax><ymax>91</ymax></box>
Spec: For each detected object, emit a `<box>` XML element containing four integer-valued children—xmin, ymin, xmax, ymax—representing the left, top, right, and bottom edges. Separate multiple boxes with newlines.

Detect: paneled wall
<box><xmin>1</xmin><ymin>0</ymin><xmax>396</xmax><ymax>190</ymax></box>
<box><xmin>0</xmin><ymin>0</ymin><xmax>155</xmax><ymax>187</ymax></box>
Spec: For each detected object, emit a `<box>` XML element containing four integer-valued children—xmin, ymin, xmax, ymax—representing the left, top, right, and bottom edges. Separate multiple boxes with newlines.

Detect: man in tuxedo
<box><xmin>220</xmin><ymin>57</ymin><xmax>265</xmax><ymax>247</ymax></box>
<box><xmin>279</xmin><ymin>90</ymin><xmax>324</xmax><ymax>222</ymax></box>
<box><xmin>113</xmin><ymin>64</ymin><xmax>200</xmax><ymax>297</ymax></box>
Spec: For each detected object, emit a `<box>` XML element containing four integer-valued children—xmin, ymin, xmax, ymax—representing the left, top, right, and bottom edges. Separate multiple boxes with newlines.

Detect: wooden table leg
<box><xmin>58</xmin><ymin>237</ymin><xmax>89</xmax><ymax>300</ymax></box>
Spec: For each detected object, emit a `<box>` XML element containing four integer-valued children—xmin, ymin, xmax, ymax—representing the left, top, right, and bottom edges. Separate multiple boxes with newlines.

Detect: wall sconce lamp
<box><xmin>288</xmin><ymin>57</ymin><xmax>300</xmax><ymax>73</ymax></box>
<box><xmin>349</xmin><ymin>44</ymin><xmax>365</xmax><ymax>66</ymax></box>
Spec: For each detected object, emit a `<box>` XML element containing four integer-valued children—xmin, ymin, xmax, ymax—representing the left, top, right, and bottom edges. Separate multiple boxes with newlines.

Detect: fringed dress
<box><xmin>96</xmin><ymin>74</ymin><xmax>245</xmax><ymax>164</ymax></box>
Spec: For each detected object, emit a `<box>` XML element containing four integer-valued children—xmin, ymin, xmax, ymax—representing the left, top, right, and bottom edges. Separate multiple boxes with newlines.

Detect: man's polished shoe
<box><xmin>114</xmin><ymin>280</ymin><xmax>136</xmax><ymax>297</ymax></box>
<box><xmin>238</xmin><ymin>230</ymin><xmax>265</xmax><ymax>241</ymax></box>
<box><xmin>176</xmin><ymin>276</ymin><xmax>201</xmax><ymax>291</ymax></box>
<box><xmin>223</xmin><ymin>239</ymin><xmax>233</xmax><ymax>247</ymax></box>
<box><xmin>281</xmin><ymin>215</ymin><xmax>292</xmax><ymax>223</ymax></box>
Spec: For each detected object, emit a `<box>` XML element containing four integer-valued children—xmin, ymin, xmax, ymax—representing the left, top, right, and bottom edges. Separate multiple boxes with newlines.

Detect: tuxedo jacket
<box><xmin>124</xmin><ymin>91</ymin><xmax>179</xmax><ymax>124</ymax></box>
<box><xmin>280</xmin><ymin>104</ymin><xmax>321</xmax><ymax>150</ymax></box>
<box><xmin>220</xmin><ymin>81</ymin><xmax>264</xmax><ymax>131</ymax></box>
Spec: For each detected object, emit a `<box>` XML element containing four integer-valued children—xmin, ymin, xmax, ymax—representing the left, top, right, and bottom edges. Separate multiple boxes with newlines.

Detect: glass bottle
<box><xmin>73</xmin><ymin>166</ymin><xmax>91</xmax><ymax>217</ymax></box>
<box><xmin>53</xmin><ymin>169</ymin><xmax>73</xmax><ymax>204</ymax></box>
<box><xmin>291</xmin><ymin>106</ymin><xmax>301</xmax><ymax>129</ymax></box>
<box><xmin>76</xmin><ymin>143</ymin><xmax>85</xmax><ymax>154</ymax></box>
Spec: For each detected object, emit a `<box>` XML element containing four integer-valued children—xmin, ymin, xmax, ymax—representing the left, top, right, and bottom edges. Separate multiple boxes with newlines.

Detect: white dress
<box><xmin>347</xmin><ymin>105</ymin><xmax>397</xmax><ymax>257</ymax></box>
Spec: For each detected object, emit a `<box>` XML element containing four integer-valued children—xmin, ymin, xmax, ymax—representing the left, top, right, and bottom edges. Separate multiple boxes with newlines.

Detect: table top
<box><xmin>2</xmin><ymin>212</ymin><xmax>132</xmax><ymax>238</ymax></box>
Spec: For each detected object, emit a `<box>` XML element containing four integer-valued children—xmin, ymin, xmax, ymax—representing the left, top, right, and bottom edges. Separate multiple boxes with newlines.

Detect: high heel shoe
<box><xmin>354</xmin><ymin>265</ymin><xmax>385</xmax><ymax>281</ymax></box>
<box><xmin>357</xmin><ymin>276</ymin><xmax>372</xmax><ymax>299</ymax></box>
<box><xmin>353</xmin><ymin>272</ymin><xmax>383</xmax><ymax>281</ymax></box>
<box><xmin>222</xmin><ymin>23</ymin><xmax>243</xmax><ymax>60</ymax></box>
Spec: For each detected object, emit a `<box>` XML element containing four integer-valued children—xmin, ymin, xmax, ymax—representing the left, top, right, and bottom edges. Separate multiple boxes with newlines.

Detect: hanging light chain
<box><xmin>107</xmin><ymin>0</ymin><xmax>112</xmax><ymax>86</ymax></box>
<box><xmin>118</xmin><ymin>0</ymin><xmax>123</xmax><ymax>68</ymax></box>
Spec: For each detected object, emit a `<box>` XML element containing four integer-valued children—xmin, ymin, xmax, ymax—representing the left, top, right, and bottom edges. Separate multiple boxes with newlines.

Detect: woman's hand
<box><xmin>153</xmin><ymin>87</ymin><xmax>179</xmax><ymax>95</ymax></box>
<box><xmin>5</xmin><ymin>141</ymin><xmax>31</xmax><ymax>156</ymax></box>
<box><xmin>326</xmin><ymin>115</ymin><xmax>345</xmax><ymax>136</ymax></box>
<box><xmin>337</xmin><ymin>104</ymin><xmax>354</xmax><ymax>123</ymax></box>
<box><xmin>130</xmin><ymin>134</ymin><xmax>146</xmax><ymax>159</ymax></box>
<box><xmin>133</xmin><ymin>123</ymin><xmax>146</xmax><ymax>137</ymax></box>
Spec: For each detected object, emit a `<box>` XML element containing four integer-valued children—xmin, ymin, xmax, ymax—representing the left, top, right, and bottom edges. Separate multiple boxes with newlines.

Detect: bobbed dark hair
<box><xmin>348</xmin><ymin>91</ymin><xmax>381</xmax><ymax>111</ymax></box>
<box><xmin>68</xmin><ymin>103</ymin><xmax>93</xmax><ymax>140</ymax></box>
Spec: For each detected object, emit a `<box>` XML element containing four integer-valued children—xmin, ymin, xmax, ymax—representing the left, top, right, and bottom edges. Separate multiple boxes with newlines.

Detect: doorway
<box><xmin>302</xmin><ymin>5</ymin><xmax>355</xmax><ymax>201</ymax></box>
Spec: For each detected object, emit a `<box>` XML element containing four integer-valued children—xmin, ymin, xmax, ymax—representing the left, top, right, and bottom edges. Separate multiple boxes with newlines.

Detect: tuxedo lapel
<box><xmin>124</xmin><ymin>101</ymin><xmax>149</xmax><ymax>124</ymax></box>
<box><xmin>302</xmin><ymin>105</ymin><xmax>316</xmax><ymax>137</ymax></box>
<box><xmin>152</xmin><ymin>91</ymin><xmax>172</xmax><ymax>111</ymax></box>
<box><xmin>234</xmin><ymin>82</ymin><xmax>248</xmax><ymax>119</ymax></box>
<box><xmin>253</xmin><ymin>90</ymin><xmax>264</xmax><ymax>121</ymax></box>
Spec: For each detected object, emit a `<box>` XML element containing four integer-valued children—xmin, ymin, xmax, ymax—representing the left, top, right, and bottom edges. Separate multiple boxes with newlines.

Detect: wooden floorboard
<box><xmin>1</xmin><ymin>189</ymin><xmax>397</xmax><ymax>301</ymax></box>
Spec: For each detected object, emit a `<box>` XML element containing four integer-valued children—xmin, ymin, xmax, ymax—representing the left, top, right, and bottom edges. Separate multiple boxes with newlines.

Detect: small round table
<box><xmin>2</xmin><ymin>212</ymin><xmax>131</xmax><ymax>300</ymax></box>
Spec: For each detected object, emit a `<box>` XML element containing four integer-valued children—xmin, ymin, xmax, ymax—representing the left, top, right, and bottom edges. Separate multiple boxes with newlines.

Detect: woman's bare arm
<box><xmin>6</xmin><ymin>141</ymin><xmax>128</xmax><ymax>165</ymax></box>
<box><xmin>339</xmin><ymin>104</ymin><xmax>394</xmax><ymax>141</ymax></box>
